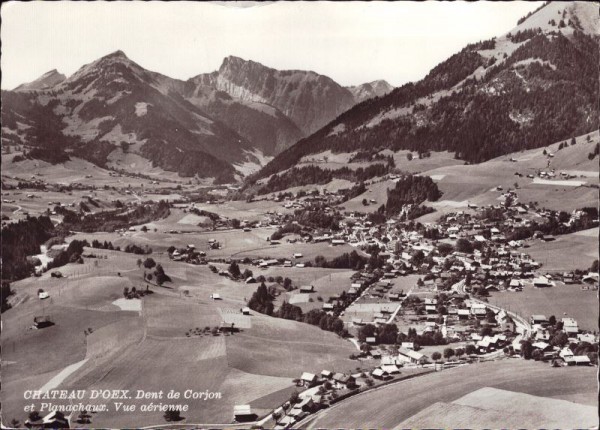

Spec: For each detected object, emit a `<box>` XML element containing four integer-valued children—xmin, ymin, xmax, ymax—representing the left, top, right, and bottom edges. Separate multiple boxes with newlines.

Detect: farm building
<box><xmin>530</xmin><ymin>314</ymin><xmax>548</xmax><ymax>325</ymax></box>
<box><xmin>564</xmin><ymin>355</ymin><xmax>592</xmax><ymax>366</ymax></box>
<box><xmin>562</xmin><ymin>318</ymin><xmax>579</xmax><ymax>335</ymax></box>
<box><xmin>371</xmin><ymin>368</ymin><xmax>390</xmax><ymax>380</ymax></box>
<box><xmin>398</xmin><ymin>347</ymin><xmax>427</xmax><ymax>364</ymax></box>
<box><xmin>300</xmin><ymin>372</ymin><xmax>317</xmax><ymax>386</ymax></box>
<box><xmin>533</xmin><ymin>276</ymin><xmax>552</xmax><ymax>287</ymax></box>
<box><xmin>352</xmin><ymin>317</ymin><xmax>364</xmax><ymax>326</ymax></box>
<box><xmin>381</xmin><ymin>364</ymin><xmax>400</xmax><ymax>374</ymax></box>
<box><xmin>321</xmin><ymin>370</ymin><xmax>333</xmax><ymax>379</ymax></box>
<box><xmin>457</xmin><ymin>309</ymin><xmax>471</xmax><ymax>320</ymax></box>
<box><xmin>33</xmin><ymin>315</ymin><xmax>53</xmax><ymax>329</ymax></box>
<box><xmin>332</xmin><ymin>373</ymin><xmax>355</xmax><ymax>387</ymax></box>
<box><xmin>299</xmin><ymin>285</ymin><xmax>315</xmax><ymax>293</ymax></box>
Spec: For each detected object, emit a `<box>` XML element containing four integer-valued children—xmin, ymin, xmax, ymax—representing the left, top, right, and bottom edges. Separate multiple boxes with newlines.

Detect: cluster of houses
<box><xmin>515</xmin><ymin>314</ymin><xmax>598</xmax><ymax>366</ymax></box>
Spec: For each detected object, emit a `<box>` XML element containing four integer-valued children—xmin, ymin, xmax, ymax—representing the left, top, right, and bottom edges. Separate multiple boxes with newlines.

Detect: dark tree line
<box><xmin>313</xmin><ymin>251</ymin><xmax>367</xmax><ymax>270</ymax></box>
<box><xmin>256</xmin><ymin>164</ymin><xmax>391</xmax><ymax>195</ymax></box>
<box><xmin>1</xmin><ymin>215</ymin><xmax>56</xmax><ymax>281</ymax></box>
<box><xmin>385</xmin><ymin>175</ymin><xmax>441</xmax><ymax>217</ymax></box>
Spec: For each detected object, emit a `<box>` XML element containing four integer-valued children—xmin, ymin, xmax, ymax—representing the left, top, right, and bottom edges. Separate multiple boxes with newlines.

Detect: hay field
<box><xmin>398</xmin><ymin>387</ymin><xmax>598</xmax><ymax>429</ymax></box>
<box><xmin>305</xmin><ymin>360</ymin><xmax>596</xmax><ymax>429</ymax></box>
<box><xmin>519</xmin><ymin>228</ymin><xmax>599</xmax><ymax>272</ymax></box>
<box><xmin>486</xmin><ymin>282</ymin><xmax>598</xmax><ymax>331</ymax></box>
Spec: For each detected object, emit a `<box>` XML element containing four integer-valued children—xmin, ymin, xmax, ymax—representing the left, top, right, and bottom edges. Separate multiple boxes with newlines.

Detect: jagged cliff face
<box><xmin>189</xmin><ymin>56</ymin><xmax>357</xmax><ymax>136</ymax></box>
<box><xmin>253</xmin><ymin>1</ymin><xmax>599</xmax><ymax>181</ymax></box>
<box><xmin>346</xmin><ymin>80</ymin><xmax>394</xmax><ymax>104</ymax></box>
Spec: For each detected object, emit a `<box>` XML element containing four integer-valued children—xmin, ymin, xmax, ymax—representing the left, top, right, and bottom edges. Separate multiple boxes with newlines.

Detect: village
<box><xmin>160</xmin><ymin>190</ymin><xmax>598</xmax><ymax>427</ymax></box>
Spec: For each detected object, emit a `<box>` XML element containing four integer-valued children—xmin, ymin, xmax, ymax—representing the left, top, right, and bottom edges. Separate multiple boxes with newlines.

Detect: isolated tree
<box><xmin>521</xmin><ymin>340</ymin><xmax>533</xmax><ymax>360</ymax></box>
<box><xmin>289</xmin><ymin>390</ymin><xmax>300</xmax><ymax>405</ymax></box>
<box><xmin>228</xmin><ymin>261</ymin><xmax>241</xmax><ymax>279</ymax></box>
<box><xmin>431</xmin><ymin>352</ymin><xmax>442</xmax><ymax>362</ymax></box>
<box><xmin>154</xmin><ymin>264</ymin><xmax>170</xmax><ymax>285</ymax></box>
<box><xmin>406</xmin><ymin>153</ymin><xmax>413</xmax><ymax>161</ymax></box>
<box><xmin>143</xmin><ymin>257</ymin><xmax>156</xmax><ymax>269</ymax></box>
<box><xmin>283</xmin><ymin>277</ymin><xmax>293</xmax><ymax>290</ymax></box>
<box><xmin>548</xmin><ymin>315</ymin><xmax>557</xmax><ymax>326</ymax></box>
<box><xmin>123</xmin><ymin>287</ymin><xmax>129</xmax><ymax>298</ymax></box>
<box><xmin>136</xmin><ymin>258</ymin><xmax>142</xmax><ymax>268</ymax></box>
<box><xmin>455</xmin><ymin>348</ymin><xmax>465</xmax><ymax>358</ymax></box>
<box><xmin>242</xmin><ymin>268</ymin><xmax>253</xmax><ymax>280</ymax></box>
<box><xmin>443</xmin><ymin>348</ymin><xmax>455</xmax><ymax>360</ymax></box>
<box><xmin>570</xmin><ymin>137</ymin><xmax>576</xmax><ymax>145</ymax></box>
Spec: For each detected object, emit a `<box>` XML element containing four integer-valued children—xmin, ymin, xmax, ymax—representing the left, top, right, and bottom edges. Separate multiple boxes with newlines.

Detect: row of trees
<box><xmin>313</xmin><ymin>251</ymin><xmax>367</xmax><ymax>270</ymax></box>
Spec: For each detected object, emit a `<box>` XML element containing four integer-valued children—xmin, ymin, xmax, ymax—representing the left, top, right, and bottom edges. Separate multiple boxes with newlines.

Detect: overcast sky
<box><xmin>1</xmin><ymin>1</ymin><xmax>541</xmax><ymax>90</ymax></box>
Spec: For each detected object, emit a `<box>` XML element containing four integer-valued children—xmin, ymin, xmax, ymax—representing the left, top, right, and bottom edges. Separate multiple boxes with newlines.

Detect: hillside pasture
<box><xmin>519</xmin><ymin>228</ymin><xmax>599</xmax><ymax>272</ymax></box>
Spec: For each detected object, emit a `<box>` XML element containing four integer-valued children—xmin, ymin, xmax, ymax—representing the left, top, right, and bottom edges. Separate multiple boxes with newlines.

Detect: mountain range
<box><xmin>252</xmin><ymin>1</ymin><xmax>599</xmax><ymax>183</ymax></box>
<box><xmin>1</xmin><ymin>53</ymin><xmax>392</xmax><ymax>182</ymax></box>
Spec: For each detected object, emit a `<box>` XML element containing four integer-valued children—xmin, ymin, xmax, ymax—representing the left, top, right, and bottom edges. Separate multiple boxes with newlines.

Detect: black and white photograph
<box><xmin>1</xmin><ymin>1</ymin><xmax>598</xmax><ymax>428</ymax></box>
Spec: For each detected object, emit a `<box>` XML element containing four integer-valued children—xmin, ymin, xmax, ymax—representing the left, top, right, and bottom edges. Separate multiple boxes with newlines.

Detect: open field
<box><xmin>2</xmin><ymin>153</ymin><xmax>187</xmax><ymax>188</ymax></box>
<box><xmin>398</xmin><ymin>387</ymin><xmax>598</xmax><ymax>429</ymax></box>
<box><xmin>336</xmin><ymin>132</ymin><xmax>598</xmax><ymax>219</ymax></box>
<box><xmin>519</xmin><ymin>227</ymin><xmax>599</xmax><ymax>272</ymax></box>
<box><xmin>304</xmin><ymin>359</ymin><xmax>597</xmax><ymax>429</ymax></box>
<box><xmin>486</xmin><ymin>282</ymin><xmax>598</xmax><ymax>331</ymax></box>
<box><xmin>0</xmin><ymin>242</ymin><xmax>358</xmax><ymax>427</ymax></box>
<box><xmin>418</xmin><ymin>132</ymin><xmax>599</xmax><ymax>216</ymax></box>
